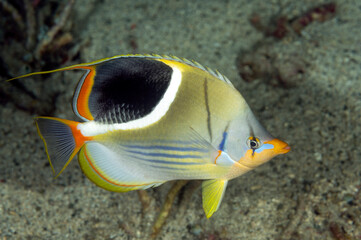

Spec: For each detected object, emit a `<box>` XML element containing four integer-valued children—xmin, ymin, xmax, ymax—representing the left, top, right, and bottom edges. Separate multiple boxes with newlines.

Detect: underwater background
<box><xmin>0</xmin><ymin>0</ymin><xmax>360</xmax><ymax>239</ymax></box>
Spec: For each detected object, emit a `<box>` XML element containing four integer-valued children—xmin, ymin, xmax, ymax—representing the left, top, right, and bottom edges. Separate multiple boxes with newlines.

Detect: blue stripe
<box><xmin>255</xmin><ymin>143</ymin><xmax>274</xmax><ymax>153</ymax></box>
<box><xmin>123</xmin><ymin>144</ymin><xmax>209</xmax><ymax>153</ymax></box>
<box><xmin>124</xmin><ymin>153</ymin><xmax>201</xmax><ymax>166</ymax></box>
<box><xmin>218</xmin><ymin>131</ymin><xmax>228</xmax><ymax>151</ymax></box>
<box><xmin>148</xmin><ymin>165</ymin><xmax>183</xmax><ymax>170</ymax></box>
<box><xmin>126</xmin><ymin>150</ymin><xmax>203</xmax><ymax>159</ymax></box>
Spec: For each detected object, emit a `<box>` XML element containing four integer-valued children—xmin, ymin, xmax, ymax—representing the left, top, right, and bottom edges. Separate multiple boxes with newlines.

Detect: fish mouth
<box><xmin>265</xmin><ymin>138</ymin><xmax>291</xmax><ymax>155</ymax></box>
<box><xmin>278</xmin><ymin>144</ymin><xmax>291</xmax><ymax>154</ymax></box>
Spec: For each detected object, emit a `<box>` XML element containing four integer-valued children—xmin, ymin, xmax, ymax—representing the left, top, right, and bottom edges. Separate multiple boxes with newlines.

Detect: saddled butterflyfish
<box><xmin>8</xmin><ymin>54</ymin><xmax>290</xmax><ymax>218</ymax></box>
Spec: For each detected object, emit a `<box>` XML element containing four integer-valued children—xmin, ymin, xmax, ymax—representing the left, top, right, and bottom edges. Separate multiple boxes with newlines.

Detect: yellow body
<box><xmin>8</xmin><ymin>54</ymin><xmax>290</xmax><ymax>218</ymax></box>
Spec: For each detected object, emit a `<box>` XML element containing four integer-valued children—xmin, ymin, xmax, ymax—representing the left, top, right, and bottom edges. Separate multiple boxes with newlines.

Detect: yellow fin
<box><xmin>202</xmin><ymin>179</ymin><xmax>228</xmax><ymax>218</ymax></box>
<box><xmin>77</xmin><ymin>144</ymin><xmax>164</xmax><ymax>192</ymax></box>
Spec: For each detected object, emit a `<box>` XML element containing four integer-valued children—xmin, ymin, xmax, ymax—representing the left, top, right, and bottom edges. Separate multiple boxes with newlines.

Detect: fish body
<box><xmin>9</xmin><ymin>54</ymin><xmax>290</xmax><ymax>218</ymax></box>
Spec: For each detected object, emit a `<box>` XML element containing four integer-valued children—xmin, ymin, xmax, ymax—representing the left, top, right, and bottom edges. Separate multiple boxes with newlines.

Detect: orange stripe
<box><xmin>50</xmin><ymin>118</ymin><xmax>93</xmax><ymax>149</ymax></box>
<box><xmin>83</xmin><ymin>145</ymin><xmax>150</xmax><ymax>188</ymax></box>
<box><xmin>67</xmin><ymin>121</ymin><xmax>93</xmax><ymax>149</ymax></box>
<box><xmin>214</xmin><ymin>150</ymin><xmax>222</xmax><ymax>164</ymax></box>
<box><xmin>75</xmin><ymin>66</ymin><xmax>95</xmax><ymax>120</ymax></box>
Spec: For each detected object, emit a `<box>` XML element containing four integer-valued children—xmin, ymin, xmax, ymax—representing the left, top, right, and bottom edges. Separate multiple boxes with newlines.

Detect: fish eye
<box><xmin>247</xmin><ymin>137</ymin><xmax>260</xmax><ymax>149</ymax></box>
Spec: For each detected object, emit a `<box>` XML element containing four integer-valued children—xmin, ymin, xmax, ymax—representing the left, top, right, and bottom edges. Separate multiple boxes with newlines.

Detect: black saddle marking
<box><xmin>89</xmin><ymin>57</ymin><xmax>173</xmax><ymax>123</ymax></box>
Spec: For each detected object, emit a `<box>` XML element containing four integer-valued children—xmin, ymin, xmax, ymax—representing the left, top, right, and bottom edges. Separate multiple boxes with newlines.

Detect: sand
<box><xmin>0</xmin><ymin>0</ymin><xmax>360</xmax><ymax>239</ymax></box>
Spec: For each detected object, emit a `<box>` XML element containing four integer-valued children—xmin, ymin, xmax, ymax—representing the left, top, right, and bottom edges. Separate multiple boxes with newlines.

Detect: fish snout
<box><xmin>268</xmin><ymin>138</ymin><xmax>290</xmax><ymax>155</ymax></box>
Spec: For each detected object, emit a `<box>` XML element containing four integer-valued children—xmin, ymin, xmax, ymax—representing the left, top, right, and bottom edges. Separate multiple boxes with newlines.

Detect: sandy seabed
<box><xmin>1</xmin><ymin>0</ymin><xmax>360</xmax><ymax>239</ymax></box>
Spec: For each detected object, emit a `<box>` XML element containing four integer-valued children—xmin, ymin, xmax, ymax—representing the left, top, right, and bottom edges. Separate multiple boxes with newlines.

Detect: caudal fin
<box><xmin>35</xmin><ymin>117</ymin><xmax>91</xmax><ymax>177</ymax></box>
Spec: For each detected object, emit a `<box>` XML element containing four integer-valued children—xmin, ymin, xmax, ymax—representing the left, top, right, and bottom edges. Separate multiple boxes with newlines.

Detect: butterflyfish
<box><xmin>7</xmin><ymin>54</ymin><xmax>290</xmax><ymax>218</ymax></box>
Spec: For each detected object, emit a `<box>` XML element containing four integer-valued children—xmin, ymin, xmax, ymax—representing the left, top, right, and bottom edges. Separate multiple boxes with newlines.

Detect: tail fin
<box><xmin>35</xmin><ymin>117</ymin><xmax>91</xmax><ymax>177</ymax></box>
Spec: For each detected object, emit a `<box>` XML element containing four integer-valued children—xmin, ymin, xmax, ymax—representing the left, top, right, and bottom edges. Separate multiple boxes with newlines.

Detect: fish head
<box><xmin>238</xmin><ymin>137</ymin><xmax>290</xmax><ymax>169</ymax></box>
<box><xmin>225</xmin><ymin>108</ymin><xmax>290</xmax><ymax>169</ymax></box>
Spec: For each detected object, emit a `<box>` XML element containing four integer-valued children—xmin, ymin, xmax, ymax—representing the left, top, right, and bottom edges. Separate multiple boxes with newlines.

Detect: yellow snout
<box><xmin>238</xmin><ymin>138</ymin><xmax>290</xmax><ymax>168</ymax></box>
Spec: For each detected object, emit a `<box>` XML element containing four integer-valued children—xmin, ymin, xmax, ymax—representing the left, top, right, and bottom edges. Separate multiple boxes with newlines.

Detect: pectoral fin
<box><xmin>202</xmin><ymin>179</ymin><xmax>228</xmax><ymax>218</ymax></box>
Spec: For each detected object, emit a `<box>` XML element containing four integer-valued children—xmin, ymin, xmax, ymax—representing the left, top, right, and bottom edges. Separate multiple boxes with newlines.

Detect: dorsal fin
<box><xmin>80</xmin><ymin>54</ymin><xmax>234</xmax><ymax>87</ymax></box>
<box><xmin>5</xmin><ymin>54</ymin><xmax>234</xmax><ymax>123</ymax></box>
<box><xmin>5</xmin><ymin>54</ymin><xmax>234</xmax><ymax>86</ymax></box>
<box><xmin>143</xmin><ymin>54</ymin><xmax>234</xmax><ymax>87</ymax></box>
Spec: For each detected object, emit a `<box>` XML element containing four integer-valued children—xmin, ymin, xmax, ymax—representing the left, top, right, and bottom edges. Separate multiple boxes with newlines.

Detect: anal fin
<box><xmin>202</xmin><ymin>179</ymin><xmax>228</xmax><ymax>218</ymax></box>
<box><xmin>78</xmin><ymin>142</ymin><xmax>165</xmax><ymax>192</ymax></box>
